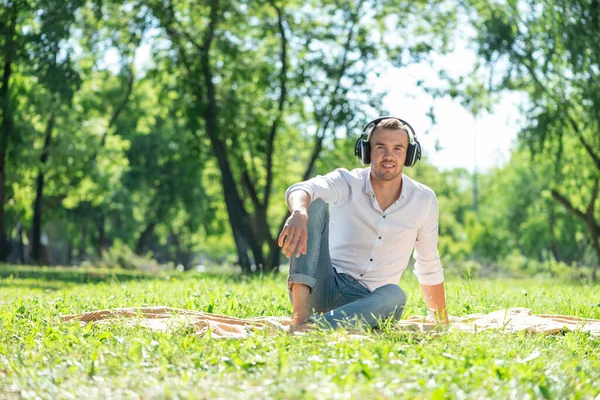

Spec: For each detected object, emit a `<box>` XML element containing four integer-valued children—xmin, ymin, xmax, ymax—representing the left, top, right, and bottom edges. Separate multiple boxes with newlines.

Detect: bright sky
<box><xmin>377</xmin><ymin>47</ymin><xmax>528</xmax><ymax>173</ymax></box>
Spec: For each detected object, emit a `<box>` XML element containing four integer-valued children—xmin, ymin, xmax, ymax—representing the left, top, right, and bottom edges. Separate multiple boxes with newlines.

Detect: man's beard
<box><xmin>373</xmin><ymin>165</ymin><xmax>402</xmax><ymax>181</ymax></box>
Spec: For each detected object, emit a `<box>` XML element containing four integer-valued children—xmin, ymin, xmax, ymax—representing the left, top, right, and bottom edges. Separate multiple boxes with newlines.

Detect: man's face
<box><xmin>369</xmin><ymin>128</ymin><xmax>409</xmax><ymax>181</ymax></box>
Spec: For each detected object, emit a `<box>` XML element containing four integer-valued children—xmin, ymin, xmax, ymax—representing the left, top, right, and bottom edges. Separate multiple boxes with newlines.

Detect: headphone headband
<box><xmin>361</xmin><ymin>116</ymin><xmax>417</xmax><ymax>145</ymax></box>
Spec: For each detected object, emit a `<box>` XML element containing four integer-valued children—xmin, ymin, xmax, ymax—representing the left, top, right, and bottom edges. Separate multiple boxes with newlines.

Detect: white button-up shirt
<box><xmin>285</xmin><ymin>167</ymin><xmax>444</xmax><ymax>291</ymax></box>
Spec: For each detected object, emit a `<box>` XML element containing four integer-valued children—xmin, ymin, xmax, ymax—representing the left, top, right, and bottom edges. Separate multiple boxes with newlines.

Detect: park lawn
<box><xmin>0</xmin><ymin>266</ymin><xmax>599</xmax><ymax>399</ymax></box>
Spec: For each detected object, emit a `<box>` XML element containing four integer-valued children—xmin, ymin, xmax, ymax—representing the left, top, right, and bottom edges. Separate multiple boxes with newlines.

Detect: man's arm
<box><xmin>413</xmin><ymin>195</ymin><xmax>448</xmax><ymax>323</ymax></box>
<box><xmin>279</xmin><ymin>169</ymin><xmax>351</xmax><ymax>258</ymax></box>
<box><xmin>278</xmin><ymin>190</ymin><xmax>311</xmax><ymax>258</ymax></box>
<box><xmin>279</xmin><ymin>190</ymin><xmax>312</xmax><ymax>326</ymax></box>
<box><xmin>420</xmin><ymin>282</ymin><xmax>449</xmax><ymax>323</ymax></box>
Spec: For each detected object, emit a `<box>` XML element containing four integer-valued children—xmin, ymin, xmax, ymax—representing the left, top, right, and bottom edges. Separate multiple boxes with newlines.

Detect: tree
<box><xmin>0</xmin><ymin>0</ymin><xmax>85</xmax><ymax>264</ymax></box>
<box><xmin>28</xmin><ymin>1</ymin><xmax>85</xmax><ymax>264</ymax></box>
<box><xmin>0</xmin><ymin>0</ymin><xmax>27</xmax><ymax>261</ymax></box>
<box><xmin>142</xmin><ymin>0</ymin><xmax>456</xmax><ymax>273</ymax></box>
<box><xmin>459</xmin><ymin>0</ymin><xmax>600</xmax><ymax>278</ymax></box>
<box><xmin>466</xmin><ymin>147</ymin><xmax>588</xmax><ymax>265</ymax></box>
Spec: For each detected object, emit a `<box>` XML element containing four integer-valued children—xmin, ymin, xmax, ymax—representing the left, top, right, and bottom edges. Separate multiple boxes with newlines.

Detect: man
<box><xmin>278</xmin><ymin>117</ymin><xmax>448</xmax><ymax>329</ymax></box>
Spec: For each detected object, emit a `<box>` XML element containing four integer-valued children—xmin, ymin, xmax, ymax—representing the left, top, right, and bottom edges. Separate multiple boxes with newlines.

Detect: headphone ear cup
<box><xmin>404</xmin><ymin>144</ymin><xmax>415</xmax><ymax>167</ymax></box>
<box><xmin>358</xmin><ymin>140</ymin><xmax>370</xmax><ymax>165</ymax></box>
<box><xmin>404</xmin><ymin>142</ymin><xmax>421</xmax><ymax>167</ymax></box>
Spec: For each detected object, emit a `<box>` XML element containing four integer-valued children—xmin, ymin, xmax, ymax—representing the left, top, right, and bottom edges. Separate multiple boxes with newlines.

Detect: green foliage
<box><xmin>0</xmin><ymin>0</ymin><xmax>597</xmax><ymax>277</ymax></box>
<box><xmin>411</xmin><ymin>161</ymin><xmax>474</xmax><ymax>262</ymax></box>
<box><xmin>98</xmin><ymin>241</ymin><xmax>161</xmax><ymax>271</ymax></box>
<box><xmin>456</xmin><ymin>0</ymin><xmax>600</xmax><ymax>274</ymax></box>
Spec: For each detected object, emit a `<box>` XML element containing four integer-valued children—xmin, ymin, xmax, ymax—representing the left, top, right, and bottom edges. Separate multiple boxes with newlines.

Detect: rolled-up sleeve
<box><xmin>284</xmin><ymin>169</ymin><xmax>351</xmax><ymax>206</ymax></box>
<box><xmin>413</xmin><ymin>194</ymin><xmax>444</xmax><ymax>285</ymax></box>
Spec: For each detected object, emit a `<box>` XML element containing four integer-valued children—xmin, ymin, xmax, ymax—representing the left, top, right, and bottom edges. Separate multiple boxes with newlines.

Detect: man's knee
<box><xmin>307</xmin><ymin>198</ymin><xmax>327</xmax><ymax>218</ymax></box>
<box><xmin>304</xmin><ymin>199</ymin><xmax>329</xmax><ymax>234</ymax></box>
<box><xmin>376</xmin><ymin>284</ymin><xmax>407</xmax><ymax>317</ymax></box>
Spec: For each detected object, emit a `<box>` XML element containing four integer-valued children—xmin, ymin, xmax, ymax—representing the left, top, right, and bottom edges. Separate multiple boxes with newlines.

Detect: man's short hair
<box><xmin>367</xmin><ymin>118</ymin><xmax>409</xmax><ymax>142</ymax></box>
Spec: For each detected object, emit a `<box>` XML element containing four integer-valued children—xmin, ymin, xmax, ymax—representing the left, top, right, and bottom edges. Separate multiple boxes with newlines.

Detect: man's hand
<box><xmin>420</xmin><ymin>282</ymin><xmax>449</xmax><ymax>324</ymax></box>
<box><xmin>278</xmin><ymin>211</ymin><xmax>308</xmax><ymax>258</ymax></box>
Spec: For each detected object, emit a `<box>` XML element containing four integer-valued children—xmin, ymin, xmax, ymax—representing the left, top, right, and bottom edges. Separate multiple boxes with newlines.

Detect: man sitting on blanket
<box><xmin>278</xmin><ymin>117</ymin><xmax>449</xmax><ymax>330</ymax></box>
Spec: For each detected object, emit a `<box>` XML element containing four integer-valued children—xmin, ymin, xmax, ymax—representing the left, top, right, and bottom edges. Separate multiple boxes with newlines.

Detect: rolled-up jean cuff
<box><xmin>287</xmin><ymin>273</ymin><xmax>317</xmax><ymax>293</ymax></box>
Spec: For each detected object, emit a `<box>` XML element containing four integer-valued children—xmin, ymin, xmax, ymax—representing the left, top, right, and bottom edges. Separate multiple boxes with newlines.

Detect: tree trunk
<box><xmin>79</xmin><ymin>221</ymin><xmax>87</xmax><ymax>262</ymax></box>
<box><xmin>164</xmin><ymin>0</ymin><xmax>294</xmax><ymax>274</ymax></box>
<box><xmin>551</xmin><ymin>181</ymin><xmax>599</xmax><ymax>281</ymax></box>
<box><xmin>548</xmin><ymin>203</ymin><xmax>562</xmax><ymax>261</ymax></box>
<box><xmin>587</xmin><ymin>219</ymin><xmax>600</xmax><ymax>281</ymax></box>
<box><xmin>135</xmin><ymin>221</ymin><xmax>156</xmax><ymax>256</ymax></box>
<box><xmin>16</xmin><ymin>222</ymin><xmax>25</xmax><ymax>264</ymax></box>
<box><xmin>66</xmin><ymin>241</ymin><xmax>72</xmax><ymax>265</ymax></box>
<box><xmin>0</xmin><ymin>148</ymin><xmax>8</xmax><ymax>262</ymax></box>
<box><xmin>253</xmin><ymin>206</ymin><xmax>280</xmax><ymax>273</ymax></box>
<box><xmin>196</xmin><ymin>0</ymin><xmax>264</xmax><ymax>273</ymax></box>
<box><xmin>169</xmin><ymin>229</ymin><xmax>193</xmax><ymax>270</ymax></box>
<box><xmin>265</xmin><ymin>238</ymin><xmax>281</xmax><ymax>273</ymax></box>
<box><xmin>232</xmin><ymin>229</ymin><xmax>252</xmax><ymax>272</ymax></box>
<box><xmin>216</xmin><ymin>163</ymin><xmax>261</xmax><ymax>273</ymax></box>
<box><xmin>0</xmin><ymin>3</ymin><xmax>17</xmax><ymax>262</ymax></box>
<box><xmin>96</xmin><ymin>213</ymin><xmax>105</xmax><ymax>257</ymax></box>
<box><xmin>31</xmin><ymin>112</ymin><xmax>55</xmax><ymax>264</ymax></box>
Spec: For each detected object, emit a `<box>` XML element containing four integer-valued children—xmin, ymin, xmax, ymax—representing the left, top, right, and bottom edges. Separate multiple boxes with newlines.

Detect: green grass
<box><xmin>1</xmin><ymin>265</ymin><xmax>599</xmax><ymax>399</ymax></box>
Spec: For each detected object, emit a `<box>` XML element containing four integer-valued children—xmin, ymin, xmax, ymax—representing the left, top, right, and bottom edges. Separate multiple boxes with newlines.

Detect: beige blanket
<box><xmin>62</xmin><ymin>307</ymin><xmax>600</xmax><ymax>339</ymax></box>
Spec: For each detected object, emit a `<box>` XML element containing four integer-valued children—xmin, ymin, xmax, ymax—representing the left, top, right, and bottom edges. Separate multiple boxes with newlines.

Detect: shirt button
<box><xmin>378</xmin><ymin>236</ymin><xmax>382</xmax><ymax>239</ymax></box>
<box><xmin>369</xmin><ymin>258</ymin><xmax>373</xmax><ymax>262</ymax></box>
<box><xmin>360</xmin><ymin>274</ymin><xmax>364</xmax><ymax>277</ymax></box>
<box><xmin>382</xmin><ymin>215</ymin><xmax>386</xmax><ymax>219</ymax></box>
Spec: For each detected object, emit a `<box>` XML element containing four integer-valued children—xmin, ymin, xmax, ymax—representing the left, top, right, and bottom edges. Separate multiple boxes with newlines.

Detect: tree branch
<box><xmin>301</xmin><ymin>0</ymin><xmax>364</xmax><ymax>180</ymax></box>
<box><xmin>166</xmin><ymin>26</ymin><xmax>204</xmax><ymax>95</ymax></box>
<box><xmin>515</xmin><ymin>50</ymin><xmax>556</xmax><ymax>102</ymax></box>
<box><xmin>551</xmin><ymin>189</ymin><xmax>586</xmax><ymax>220</ymax></box>
<box><xmin>296</xmin><ymin>35</ymin><xmax>316</xmax><ymax>111</ymax></box>
<box><xmin>278</xmin><ymin>1</ymin><xmax>366</xmax><ymax>247</ymax></box>
<box><xmin>316</xmin><ymin>1</ymin><xmax>363</xmax><ymax>117</ymax></box>
<box><xmin>242</xmin><ymin>169</ymin><xmax>261</xmax><ymax>211</ymax></box>
<box><xmin>231</xmin><ymin>131</ymin><xmax>260</xmax><ymax>210</ymax></box>
<box><xmin>163</xmin><ymin>2</ymin><xmax>204</xmax><ymax>94</ymax></box>
<box><xmin>516</xmin><ymin>51</ymin><xmax>600</xmax><ymax>172</ymax></box>
<box><xmin>99</xmin><ymin>66</ymin><xmax>134</xmax><ymax>148</ymax></box>
<box><xmin>0</xmin><ymin>2</ymin><xmax>17</xmax><ymax>151</ymax></box>
<box><xmin>552</xmin><ymin>188</ymin><xmax>600</xmax><ymax>234</ymax></box>
<box><xmin>200</xmin><ymin>0</ymin><xmax>220</xmax><ymax>137</ymax></box>
<box><xmin>569</xmin><ymin>117</ymin><xmax>600</xmax><ymax>171</ymax></box>
<box><xmin>587</xmin><ymin>177</ymin><xmax>599</xmax><ymax>218</ymax></box>
<box><xmin>302</xmin><ymin>135</ymin><xmax>325</xmax><ymax>181</ymax></box>
<box><xmin>263</xmin><ymin>0</ymin><xmax>288</xmax><ymax>209</ymax></box>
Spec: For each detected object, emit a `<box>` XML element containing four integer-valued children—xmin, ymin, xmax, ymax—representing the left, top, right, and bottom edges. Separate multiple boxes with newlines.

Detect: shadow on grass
<box><xmin>0</xmin><ymin>264</ymin><xmax>162</xmax><ymax>285</ymax></box>
<box><xmin>0</xmin><ymin>278</ymin><xmax>75</xmax><ymax>291</ymax></box>
<box><xmin>0</xmin><ymin>264</ymin><xmax>285</xmax><ymax>286</ymax></box>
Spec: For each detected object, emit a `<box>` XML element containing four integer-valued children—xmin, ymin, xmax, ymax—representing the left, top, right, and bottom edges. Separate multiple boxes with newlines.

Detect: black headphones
<box><xmin>354</xmin><ymin>116</ymin><xmax>421</xmax><ymax>167</ymax></box>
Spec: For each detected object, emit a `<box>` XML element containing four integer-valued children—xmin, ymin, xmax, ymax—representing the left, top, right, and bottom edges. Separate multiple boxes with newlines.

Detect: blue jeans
<box><xmin>288</xmin><ymin>199</ymin><xmax>406</xmax><ymax>328</ymax></box>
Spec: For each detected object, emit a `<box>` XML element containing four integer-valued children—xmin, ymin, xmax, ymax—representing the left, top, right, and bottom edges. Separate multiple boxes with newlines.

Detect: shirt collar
<box><xmin>363</xmin><ymin>167</ymin><xmax>407</xmax><ymax>196</ymax></box>
<box><xmin>364</xmin><ymin>167</ymin><xmax>374</xmax><ymax>195</ymax></box>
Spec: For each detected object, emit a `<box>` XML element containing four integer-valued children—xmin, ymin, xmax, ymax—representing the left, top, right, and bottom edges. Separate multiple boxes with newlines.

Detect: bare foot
<box><xmin>289</xmin><ymin>312</ymin><xmax>314</xmax><ymax>333</ymax></box>
<box><xmin>291</xmin><ymin>312</ymin><xmax>309</xmax><ymax>327</ymax></box>
<box><xmin>289</xmin><ymin>322</ymin><xmax>314</xmax><ymax>333</ymax></box>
